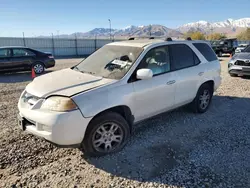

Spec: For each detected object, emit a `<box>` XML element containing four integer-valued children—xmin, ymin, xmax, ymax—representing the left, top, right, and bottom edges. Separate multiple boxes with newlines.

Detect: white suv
<box><xmin>18</xmin><ymin>38</ymin><xmax>221</xmax><ymax>156</ymax></box>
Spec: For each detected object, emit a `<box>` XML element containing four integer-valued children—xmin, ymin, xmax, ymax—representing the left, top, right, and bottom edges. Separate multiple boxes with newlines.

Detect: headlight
<box><xmin>41</xmin><ymin>96</ymin><xmax>78</xmax><ymax>112</ymax></box>
<box><xmin>228</xmin><ymin>59</ymin><xmax>235</xmax><ymax>68</ymax></box>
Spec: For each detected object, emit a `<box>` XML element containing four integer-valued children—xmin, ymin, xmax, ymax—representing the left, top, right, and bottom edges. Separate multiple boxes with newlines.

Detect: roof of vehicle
<box><xmin>221</xmin><ymin>38</ymin><xmax>237</xmax><ymax>41</ymax></box>
<box><xmin>0</xmin><ymin>46</ymin><xmax>29</xmax><ymax>49</ymax></box>
<box><xmin>238</xmin><ymin>44</ymin><xmax>249</xmax><ymax>47</ymax></box>
<box><xmin>108</xmin><ymin>39</ymin><xmax>209</xmax><ymax>48</ymax></box>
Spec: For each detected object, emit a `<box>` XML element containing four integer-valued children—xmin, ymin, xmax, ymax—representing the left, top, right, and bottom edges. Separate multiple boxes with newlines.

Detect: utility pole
<box><xmin>108</xmin><ymin>19</ymin><xmax>111</xmax><ymax>40</ymax></box>
<box><xmin>75</xmin><ymin>33</ymin><xmax>78</xmax><ymax>56</ymax></box>
<box><xmin>57</xmin><ymin>30</ymin><xmax>60</xmax><ymax>38</ymax></box>
<box><xmin>22</xmin><ymin>32</ymin><xmax>26</xmax><ymax>46</ymax></box>
<box><xmin>51</xmin><ymin>33</ymin><xmax>55</xmax><ymax>56</ymax></box>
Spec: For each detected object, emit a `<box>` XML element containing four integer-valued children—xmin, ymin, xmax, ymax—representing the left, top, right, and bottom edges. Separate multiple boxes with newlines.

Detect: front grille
<box><xmin>235</xmin><ymin>60</ymin><xmax>250</xmax><ymax>66</ymax></box>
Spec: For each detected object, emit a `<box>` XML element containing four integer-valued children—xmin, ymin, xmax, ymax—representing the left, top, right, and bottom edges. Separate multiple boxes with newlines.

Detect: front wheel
<box><xmin>230</xmin><ymin>73</ymin><xmax>237</xmax><ymax>77</ymax></box>
<box><xmin>191</xmin><ymin>84</ymin><xmax>213</xmax><ymax>113</ymax></box>
<box><xmin>81</xmin><ymin>112</ymin><xmax>130</xmax><ymax>157</ymax></box>
<box><xmin>32</xmin><ymin>62</ymin><xmax>45</xmax><ymax>74</ymax></box>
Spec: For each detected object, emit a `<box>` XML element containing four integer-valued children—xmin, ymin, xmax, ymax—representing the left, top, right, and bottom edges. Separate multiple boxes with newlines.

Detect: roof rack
<box><xmin>165</xmin><ymin>37</ymin><xmax>173</xmax><ymax>41</ymax></box>
<box><xmin>186</xmin><ymin>37</ymin><xmax>192</xmax><ymax>41</ymax></box>
<box><xmin>127</xmin><ymin>36</ymin><xmax>160</xmax><ymax>40</ymax></box>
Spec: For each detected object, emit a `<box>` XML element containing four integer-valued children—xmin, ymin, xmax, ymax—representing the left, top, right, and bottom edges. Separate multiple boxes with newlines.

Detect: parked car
<box><xmin>228</xmin><ymin>45</ymin><xmax>250</xmax><ymax>77</ymax></box>
<box><xmin>212</xmin><ymin>38</ymin><xmax>238</xmax><ymax>57</ymax></box>
<box><xmin>18</xmin><ymin>38</ymin><xmax>221</xmax><ymax>156</ymax></box>
<box><xmin>235</xmin><ymin>44</ymin><xmax>249</xmax><ymax>53</ymax></box>
<box><xmin>0</xmin><ymin>46</ymin><xmax>55</xmax><ymax>74</ymax></box>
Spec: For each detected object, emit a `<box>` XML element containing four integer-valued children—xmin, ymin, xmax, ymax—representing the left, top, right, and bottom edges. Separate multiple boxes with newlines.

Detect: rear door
<box><xmin>169</xmin><ymin>44</ymin><xmax>202</xmax><ymax>107</ymax></box>
<box><xmin>10</xmin><ymin>48</ymin><xmax>36</xmax><ymax>69</ymax></box>
<box><xmin>0</xmin><ymin>48</ymin><xmax>12</xmax><ymax>70</ymax></box>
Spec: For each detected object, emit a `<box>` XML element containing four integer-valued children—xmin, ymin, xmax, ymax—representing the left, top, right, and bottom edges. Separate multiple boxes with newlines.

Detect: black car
<box><xmin>212</xmin><ymin>38</ymin><xmax>238</xmax><ymax>57</ymax></box>
<box><xmin>0</xmin><ymin>46</ymin><xmax>55</xmax><ymax>74</ymax></box>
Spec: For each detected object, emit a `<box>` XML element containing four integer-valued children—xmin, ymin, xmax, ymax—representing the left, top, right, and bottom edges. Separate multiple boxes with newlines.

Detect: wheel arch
<box><xmin>200</xmin><ymin>80</ymin><xmax>214</xmax><ymax>93</ymax></box>
<box><xmin>87</xmin><ymin>105</ymin><xmax>134</xmax><ymax>132</ymax></box>
<box><xmin>31</xmin><ymin>61</ymin><xmax>45</xmax><ymax>68</ymax></box>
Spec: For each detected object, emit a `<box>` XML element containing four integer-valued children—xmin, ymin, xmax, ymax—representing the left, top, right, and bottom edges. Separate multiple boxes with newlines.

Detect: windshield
<box><xmin>74</xmin><ymin>45</ymin><xmax>143</xmax><ymax>79</ymax></box>
<box><xmin>242</xmin><ymin>45</ymin><xmax>250</xmax><ymax>53</ymax></box>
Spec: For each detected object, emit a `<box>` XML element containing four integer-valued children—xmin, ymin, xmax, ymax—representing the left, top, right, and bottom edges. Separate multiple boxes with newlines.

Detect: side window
<box><xmin>170</xmin><ymin>44</ymin><xmax>198</xmax><ymax>70</ymax></box>
<box><xmin>138</xmin><ymin>46</ymin><xmax>171</xmax><ymax>76</ymax></box>
<box><xmin>13</xmin><ymin>49</ymin><xmax>35</xmax><ymax>57</ymax></box>
<box><xmin>0</xmin><ymin>49</ymin><xmax>11</xmax><ymax>58</ymax></box>
<box><xmin>193</xmin><ymin>43</ymin><xmax>217</xmax><ymax>62</ymax></box>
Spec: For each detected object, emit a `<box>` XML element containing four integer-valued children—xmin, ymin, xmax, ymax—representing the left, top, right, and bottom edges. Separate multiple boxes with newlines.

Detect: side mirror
<box><xmin>136</xmin><ymin>68</ymin><xmax>153</xmax><ymax>80</ymax></box>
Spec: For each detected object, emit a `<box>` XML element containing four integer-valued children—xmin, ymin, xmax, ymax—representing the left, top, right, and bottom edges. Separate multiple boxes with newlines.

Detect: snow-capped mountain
<box><xmin>178</xmin><ymin>18</ymin><xmax>250</xmax><ymax>33</ymax></box>
<box><xmin>70</xmin><ymin>25</ymin><xmax>182</xmax><ymax>38</ymax></box>
<box><xmin>38</xmin><ymin>18</ymin><xmax>249</xmax><ymax>39</ymax></box>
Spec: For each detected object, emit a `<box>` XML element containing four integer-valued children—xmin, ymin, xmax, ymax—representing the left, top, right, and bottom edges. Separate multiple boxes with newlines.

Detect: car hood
<box><xmin>233</xmin><ymin>52</ymin><xmax>250</xmax><ymax>60</ymax></box>
<box><xmin>26</xmin><ymin>68</ymin><xmax>116</xmax><ymax>98</ymax></box>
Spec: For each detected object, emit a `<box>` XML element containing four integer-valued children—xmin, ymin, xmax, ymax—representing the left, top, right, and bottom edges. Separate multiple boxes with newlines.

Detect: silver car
<box><xmin>228</xmin><ymin>45</ymin><xmax>250</xmax><ymax>77</ymax></box>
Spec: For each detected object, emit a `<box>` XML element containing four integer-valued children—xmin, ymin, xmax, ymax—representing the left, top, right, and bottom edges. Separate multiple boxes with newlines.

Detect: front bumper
<box><xmin>18</xmin><ymin>93</ymin><xmax>92</xmax><ymax>146</ymax></box>
<box><xmin>45</xmin><ymin>59</ymin><xmax>55</xmax><ymax>68</ymax></box>
<box><xmin>228</xmin><ymin>65</ymin><xmax>250</xmax><ymax>76</ymax></box>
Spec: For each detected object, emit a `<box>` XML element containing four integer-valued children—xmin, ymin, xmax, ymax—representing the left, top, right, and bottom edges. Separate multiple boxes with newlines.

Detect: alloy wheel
<box><xmin>92</xmin><ymin>122</ymin><xmax>124</xmax><ymax>153</ymax></box>
<box><xmin>33</xmin><ymin>64</ymin><xmax>44</xmax><ymax>74</ymax></box>
<box><xmin>199</xmin><ymin>89</ymin><xmax>210</xmax><ymax>110</ymax></box>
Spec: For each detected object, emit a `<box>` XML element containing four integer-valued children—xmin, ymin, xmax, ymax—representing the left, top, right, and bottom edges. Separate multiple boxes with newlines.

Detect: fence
<box><xmin>0</xmin><ymin>37</ymin><xmax>250</xmax><ymax>57</ymax></box>
<box><xmin>0</xmin><ymin>37</ymin><xmax>121</xmax><ymax>57</ymax></box>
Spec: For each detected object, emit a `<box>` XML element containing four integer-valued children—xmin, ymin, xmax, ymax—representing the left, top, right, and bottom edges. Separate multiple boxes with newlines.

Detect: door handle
<box><xmin>167</xmin><ymin>80</ymin><xmax>176</xmax><ymax>85</ymax></box>
<box><xmin>198</xmin><ymin>72</ymin><xmax>204</xmax><ymax>76</ymax></box>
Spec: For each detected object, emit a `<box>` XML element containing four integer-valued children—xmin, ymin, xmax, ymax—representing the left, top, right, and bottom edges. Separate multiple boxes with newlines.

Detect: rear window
<box><xmin>193</xmin><ymin>43</ymin><xmax>217</xmax><ymax>62</ymax></box>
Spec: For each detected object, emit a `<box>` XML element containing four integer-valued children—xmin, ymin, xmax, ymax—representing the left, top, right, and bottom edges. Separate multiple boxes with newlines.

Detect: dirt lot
<box><xmin>0</xmin><ymin>57</ymin><xmax>250</xmax><ymax>188</ymax></box>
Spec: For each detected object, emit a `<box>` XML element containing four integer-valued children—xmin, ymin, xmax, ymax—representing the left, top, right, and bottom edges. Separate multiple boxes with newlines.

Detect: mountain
<box><xmin>37</xmin><ymin>18</ymin><xmax>250</xmax><ymax>39</ymax></box>
<box><xmin>178</xmin><ymin>18</ymin><xmax>250</xmax><ymax>36</ymax></box>
<box><xmin>69</xmin><ymin>25</ymin><xmax>183</xmax><ymax>38</ymax></box>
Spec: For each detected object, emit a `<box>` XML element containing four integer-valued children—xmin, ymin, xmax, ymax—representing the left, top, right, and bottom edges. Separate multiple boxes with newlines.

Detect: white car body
<box><xmin>18</xmin><ymin>39</ymin><xmax>221</xmax><ymax>147</ymax></box>
<box><xmin>235</xmin><ymin>44</ymin><xmax>249</xmax><ymax>53</ymax></box>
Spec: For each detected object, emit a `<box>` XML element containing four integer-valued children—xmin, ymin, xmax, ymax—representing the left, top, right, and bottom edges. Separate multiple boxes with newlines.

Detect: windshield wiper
<box><xmin>81</xmin><ymin>70</ymin><xmax>96</xmax><ymax>75</ymax></box>
<box><xmin>73</xmin><ymin>66</ymin><xmax>80</xmax><ymax>71</ymax></box>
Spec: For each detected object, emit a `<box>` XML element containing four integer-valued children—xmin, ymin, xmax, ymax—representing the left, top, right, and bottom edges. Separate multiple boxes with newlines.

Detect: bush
<box><xmin>207</xmin><ymin>33</ymin><xmax>226</xmax><ymax>40</ymax></box>
<box><xmin>237</xmin><ymin>28</ymin><xmax>250</xmax><ymax>40</ymax></box>
<box><xmin>184</xmin><ymin>32</ymin><xmax>206</xmax><ymax>40</ymax></box>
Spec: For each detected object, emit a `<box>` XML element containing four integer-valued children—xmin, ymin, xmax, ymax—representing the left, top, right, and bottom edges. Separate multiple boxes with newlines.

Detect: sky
<box><xmin>0</xmin><ymin>0</ymin><xmax>250</xmax><ymax>37</ymax></box>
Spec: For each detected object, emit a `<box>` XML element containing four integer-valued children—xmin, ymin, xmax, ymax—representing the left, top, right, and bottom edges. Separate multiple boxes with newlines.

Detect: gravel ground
<box><xmin>0</xmin><ymin>57</ymin><xmax>250</xmax><ymax>188</ymax></box>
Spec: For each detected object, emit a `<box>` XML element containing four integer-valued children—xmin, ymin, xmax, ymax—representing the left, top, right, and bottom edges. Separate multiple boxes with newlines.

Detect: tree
<box><xmin>184</xmin><ymin>32</ymin><xmax>206</xmax><ymax>40</ymax></box>
<box><xmin>237</xmin><ymin>28</ymin><xmax>250</xmax><ymax>40</ymax></box>
<box><xmin>207</xmin><ymin>33</ymin><xmax>226</xmax><ymax>40</ymax></box>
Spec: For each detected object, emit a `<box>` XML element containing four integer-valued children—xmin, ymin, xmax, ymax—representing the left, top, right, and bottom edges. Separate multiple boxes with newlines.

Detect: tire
<box><xmin>218</xmin><ymin>51</ymin><xmax>223</xmax><ymax>57</ymax></box>
<box><xmin>231</xmin><ymin>50</ymin><xmax>235</xmax><ymax>56</ymax></box>
<box><xmin>230</xmin><ymin>73</ymin><xmax>237</xmax><ymax>77</ymax></box>
<box><xmin>81</xmin><ymin>112</ymin><xmax>130</xmax><ymax>157</ymax></box>
<box><xmin>191</xmin><ymin>83</ymin><xmax>213</xmax><ymax>113</ymax></box>
<box><xmin>32</xmin><ymin>62</ymin><xmax>45</xmax><ymax>74</ymax></box>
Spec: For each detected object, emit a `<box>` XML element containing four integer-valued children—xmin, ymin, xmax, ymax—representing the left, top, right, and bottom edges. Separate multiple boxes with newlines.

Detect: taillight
<box><xmin>48</xmin><ymin>55</ymin><xmax>54</xmax><ymax>59</ymax></box>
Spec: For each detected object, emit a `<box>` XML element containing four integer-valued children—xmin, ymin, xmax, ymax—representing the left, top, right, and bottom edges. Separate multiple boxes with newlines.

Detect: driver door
<box><xmin>130</xmin><ymin>45</ymin><xmax>177</xmax><ymax>122</ymax></box>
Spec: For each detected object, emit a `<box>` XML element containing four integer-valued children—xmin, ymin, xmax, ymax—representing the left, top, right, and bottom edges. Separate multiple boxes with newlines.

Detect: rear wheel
<box><xmin>32</xmin><ymin>62</ymin><xmax>45</xmax><ymax>74</ymax></box>
<box><xmin>231</xmin><ymin>50</ymin><xmax>235</xmax><ymax>56</ymax></box>
<box><xmin>191</xmin><ymin>84</ymin><xmax>213</xmax><ymax>113</ymax></box>
<box><xmin>81</xmin><ymin>112</ymin><xmax>130</xmax><ymax>157</ymax></box>
<box><xmin>218</xmin><ymin>51</ymin><xmax>223</xmax><ymax>57</ymax></box>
